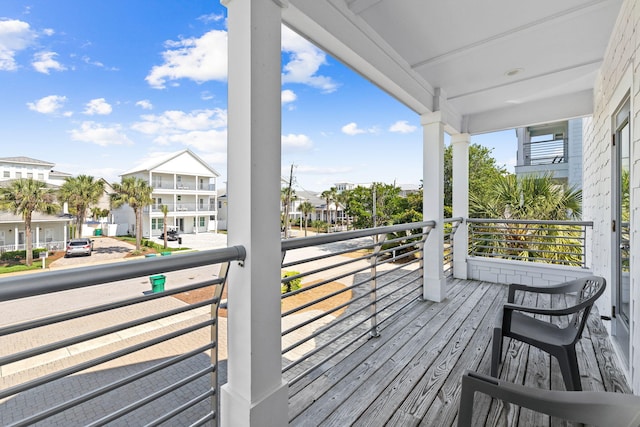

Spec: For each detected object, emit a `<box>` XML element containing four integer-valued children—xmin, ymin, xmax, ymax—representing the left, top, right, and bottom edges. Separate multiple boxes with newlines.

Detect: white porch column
<box><xmin>14</xmin><ymin>227</ymin><xmax>18</xmax><ymax>248</ymax></box>
<box><xmin>221</xmin><ymin>0</ymin><xmax>288</xmax><ymax>426</ymax></box>
<box><xmin>421</xmin><ymin>112</ymin><xmax>446</xmax><ymax>302</ymax></box>
<box><xmin>451</xmin><ymin>133</ymin><xmax>469</xmax><ymax>279</ymax></box>
<box><xmin>35</xmin><ymin>226</ymin><xmax>40</xmax><ymax>248</ymax></box>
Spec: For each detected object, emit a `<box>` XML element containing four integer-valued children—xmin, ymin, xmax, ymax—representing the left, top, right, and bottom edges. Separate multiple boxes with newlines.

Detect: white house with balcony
<box><xmin>0</xmin><ymin>156</ymin><xmax>73</xmax><ymax>252</ymax></box>
<box><xmin>113</xmin><ymin>149</ymin><xmax>219</xmax><ymax>238</ymax></box>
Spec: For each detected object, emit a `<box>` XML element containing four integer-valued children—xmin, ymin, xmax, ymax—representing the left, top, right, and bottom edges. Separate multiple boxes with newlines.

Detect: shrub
<box><xmin>1</xmin><ymin>248</ymin><xmax>48</xmax><ymax>261</ymax></box>
<box><xmin>281</xmin><ymin>270</ymin><xmax>302</xmax><ymax>294</ymax></box>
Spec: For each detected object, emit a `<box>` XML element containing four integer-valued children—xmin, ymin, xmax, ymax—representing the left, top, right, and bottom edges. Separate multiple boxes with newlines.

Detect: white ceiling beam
<box><xmin>465</xmin><ymin>89</ymin><xmax>593</xmax><ymax>134</ymax></box>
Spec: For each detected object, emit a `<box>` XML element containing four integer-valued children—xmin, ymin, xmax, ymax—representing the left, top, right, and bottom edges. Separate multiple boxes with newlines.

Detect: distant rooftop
<box><xmin>0</xmin><ymin>156</ymin><xmax>55</xmax><ymax>167</ymax></box>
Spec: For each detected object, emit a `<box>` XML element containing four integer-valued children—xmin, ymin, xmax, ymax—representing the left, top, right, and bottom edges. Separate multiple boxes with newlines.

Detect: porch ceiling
<box><xmin>284</xmin><ymin>0</ymin><xmax>623</xmax><ymax>134</ymax></box>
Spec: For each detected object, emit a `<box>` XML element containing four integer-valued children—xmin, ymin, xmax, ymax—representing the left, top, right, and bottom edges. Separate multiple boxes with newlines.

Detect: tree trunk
<box><xmin>134</xmin><ymin>208</ymin><xmax>142</xmax><ymax>250</ymax></box>
<box><xmin>25</xmin><ymin>213</ymin><xmax>33</xmax><ymax>266</ymax></box>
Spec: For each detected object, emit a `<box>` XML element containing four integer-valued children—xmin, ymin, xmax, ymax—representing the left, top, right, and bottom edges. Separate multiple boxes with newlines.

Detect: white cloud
<box><xmin>131</xmin><ymin>108</ymin><xmax>227</xmax><ymax>154</ymax></box>
<box><xmin>146</xmin><ymin>30</ymin><xmax>228</xmax><ymax>89</ymax></box>
<box><xmin>197</xmin><ymin>13</ymin><xmax>224</xmax><ymax>23</ymax></box>
<box><xmin>281</xmin><ymin>89</ymin><xmax>297</xmax><ymax>104</ymax></box>
<box><xmin>27</xmin><ymin>95</ymin><xmax>68</xmax><ymax>114</ymax></box>
<box><xmin>389</xmin><ymin>120</ymin><xmax>417</xmax><ymax>134</ymax></box>
<box><xmin>282</xmin><ymin>133</ymin><xmax>312</xmax><ymax>150</ymax></box>
<box><xmin>83</xmin><ymin>98</ymin><xmax>112</xmax><ymax>115</ymax></box>
<box><xmin>294</xmin><ymin>164</ymin><xmax>353</xmax><ymax>175</ymax></box>
<box><xmin>0</xmin><ymin>19</ymin><xmax>37</xmax><ymax>71</ymax></box>
<box><xmin>32</xmin><ymin>51</ymin><xmax>65</xmax><ymax>74</ymax></box>
<box><xmin>201</xmin><ymin>91</ymin><xmax>214</xmax><ymax>100</ymax></box>
<box><xmin>136</xmin><ymin>99</ymin><xmax>153</xmax><ymax>110</ymax></box>
<box><xmin>69</xmin><ymin>121</ymin><xmax>133</xmax><ymax>146</ymax></box>
<box><xmin>42</xmin><ymin>28</ymin><xmax>55</xmax><ymax>36</ymax></box>
<box><xmin>282</xmin><ymin>26</ymin><xmax>337</xmax><ymax>93</ymax></box>
<box><xmin>341</xmin><ymin>122</ymin><xmax>366</xmax><ymax>135</ymax></box>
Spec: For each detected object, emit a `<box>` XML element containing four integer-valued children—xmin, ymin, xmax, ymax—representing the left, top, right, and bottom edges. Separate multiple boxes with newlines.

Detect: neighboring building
<box><xmin>515</xmin><ymin>118</ymin><xmax>583</xmax><ymax>190</ymax></box>
<box><xmin>0</xmin><ymin>157</ymin><xmax>74</xmax><ymax>251</ymax></box>
<box><xmin>0</xmin><ymin>156</ymin><xmax>65</xmax><ymax>185</ymax></box>
<box><xmin>112</xmin><ymin>149</ymin><xmax>219</xmax><ymax>238</ymax></box>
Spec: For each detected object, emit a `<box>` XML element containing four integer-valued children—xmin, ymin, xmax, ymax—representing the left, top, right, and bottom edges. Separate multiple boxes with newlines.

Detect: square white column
<box><xmin>221</xmin><ymin>0</ymin><xmax>288</xmax><ymax>425</ymax></box>
<box><xmin>451</xmin><ymin>133</ymin><xmax>470</xmax><ymax>280</ymax></box>
<box><xmin>421</xmin><ymin>112</ymin><xmax>446</xmax><ymax>302</ymax></box>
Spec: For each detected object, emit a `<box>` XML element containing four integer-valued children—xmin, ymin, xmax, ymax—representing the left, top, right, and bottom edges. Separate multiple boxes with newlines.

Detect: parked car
<box><xmin>65</xmin><ymin>238</ymin><xmax>94</xmax><ymax>257</ymax></box>
<box><xmin>159</xmin><ymin>229</ymin><xmax>179</xmax><ymax>241</ymax></box>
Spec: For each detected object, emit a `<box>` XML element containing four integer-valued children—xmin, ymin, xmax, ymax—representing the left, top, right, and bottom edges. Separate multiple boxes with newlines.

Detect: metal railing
<box><xmin>467</xmin><ymin>218</ymin><xmax>592</xmax><ymax>268</ymax></box>
<box><xmin>0</xmin><ymin>240</ymin><xmax>66</xmax><ymax>253</ymax></box>
<box><xmin>522</xmin><ymin>137</ymin><xmax>568</xmax><ymax>166</ymax></box>
<box><xmin>0</xmin><ymin>246</ymin><xmax>245</xmax><ymax>427</ymax></box>
<box><xmin>443</xmin><ymin>217</ymin><xmax>463</xmax><ymax>277</ymax></box>
<box><xmin>279</xmin><ymin>221</ymin><xmax>434</xmax><ymax>386</ymax></box>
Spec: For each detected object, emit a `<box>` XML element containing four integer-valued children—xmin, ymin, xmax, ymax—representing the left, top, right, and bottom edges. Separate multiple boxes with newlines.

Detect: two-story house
<box><xmin>0</xmin><ymin>156</ymin><xmax>73</xmax><ymax>251</ymax></box>
<box><xmin>112</xmin><ymin>149</ymin><xmax>219</xmax><ymax>239</ymax></box>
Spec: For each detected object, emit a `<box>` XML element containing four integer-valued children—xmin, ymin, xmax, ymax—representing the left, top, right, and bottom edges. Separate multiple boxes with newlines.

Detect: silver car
<box><xmin>65</xmin><ymin>238</ymin><xmax>94</xmax><ymax>257</ymax></box>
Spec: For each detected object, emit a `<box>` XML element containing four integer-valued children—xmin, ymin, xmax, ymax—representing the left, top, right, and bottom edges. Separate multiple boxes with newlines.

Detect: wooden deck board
<box><xmin>290</xmin><ymin>280</ymin><xmax>631</xmax><ymax>427</ymax></box>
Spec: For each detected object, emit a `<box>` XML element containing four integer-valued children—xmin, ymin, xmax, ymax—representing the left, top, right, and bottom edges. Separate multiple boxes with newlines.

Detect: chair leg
<box><xmin>490</xmin><ymin>327</ymin><xmax>502</xmax><ymax>377</ymax></box>
<box><xmin>556</xmin><ymin>347</ymin><xmax>582</xmax><ymax>391</ymax></box>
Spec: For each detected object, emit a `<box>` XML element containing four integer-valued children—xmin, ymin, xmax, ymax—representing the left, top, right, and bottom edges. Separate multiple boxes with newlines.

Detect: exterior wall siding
<box><xmin>584</xmin><ymin>0</ymin><xmax>639</xmax><ymax>390</ymax></box>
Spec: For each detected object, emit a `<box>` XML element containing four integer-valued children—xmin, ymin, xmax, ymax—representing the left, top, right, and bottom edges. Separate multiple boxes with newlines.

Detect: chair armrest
<box><xmin>457</xmin><ymin>371</ymin><xmax>640</xmax><ymax>427</ymax></box>
<box><xmin>507</xmin><ymin>277</ymin><xmax>599</xmax><ymax>302</ymax></box>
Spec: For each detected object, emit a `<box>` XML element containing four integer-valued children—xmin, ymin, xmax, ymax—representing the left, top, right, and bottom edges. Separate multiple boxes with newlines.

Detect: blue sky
<box><xmin>0</xmin><ymin>1</ymin><xmax>517</xmax><ymax>192</ymax></box>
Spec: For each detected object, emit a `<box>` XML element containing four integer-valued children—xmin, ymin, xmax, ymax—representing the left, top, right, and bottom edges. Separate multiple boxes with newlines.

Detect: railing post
<box><xmin>452</xmin><ymin>133</ymin><xmax>469</xmax><ymax>280</ymax></box>
<box><xmin>369</xmin><ymin>233</ymin><xmax>385</xmax><ymax>338</ymax></box>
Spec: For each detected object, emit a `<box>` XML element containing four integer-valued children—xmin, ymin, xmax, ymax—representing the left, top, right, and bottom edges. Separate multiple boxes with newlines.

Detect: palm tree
<box><xmin>90</xmin><ymin>207</ymin><xmax>103</xmax><ymax>221</ymax></box>
<box><xmin>298</xmin><ymin>201</ymin><xmax>314</xmax><ymax>236</ymax></box>
<box><xmin>281</xmin><ymin>187</ymin><xmax>296</xmax><ymax>238</ymax></box>
<box><xmin>470</xmin><ymin>173</ymin><xmax>583</xmax><ymax>264</ymax></box>
<box><xmin>59</xmin><ymin>175</ymin><xmax>105</xmax><ymax>238</ymax></box>
<box><xmin>0</xmin><ymin>178</ymin><xmax>59</xmax><ymax>266</ymax></box>
<box><xmin>161</xmin><ymin>204</ymin><xmax>169</xmax><ymax>249</ymax></box>
<box><xmin>321</xmin><ymin>187</ymin><xmax>337</xmax><ymax>232</ymax></box>
<box><xmin>110</xmin><ymin>177</ymin><xmax>154</xmax><ymax>250</ymax></box>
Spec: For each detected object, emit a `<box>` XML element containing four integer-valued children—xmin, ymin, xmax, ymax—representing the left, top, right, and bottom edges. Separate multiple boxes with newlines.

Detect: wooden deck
<box><xmin>288</xmin><ymin>279</ymin><xmax>630</xmax><ymax>426</ymax></box>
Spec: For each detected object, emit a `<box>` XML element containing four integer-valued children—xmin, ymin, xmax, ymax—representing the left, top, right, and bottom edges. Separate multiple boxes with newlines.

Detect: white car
<box><xmin>65</xmin><ymin>238</ymin><xmax>94</xmax><ymax>257</ymax></box>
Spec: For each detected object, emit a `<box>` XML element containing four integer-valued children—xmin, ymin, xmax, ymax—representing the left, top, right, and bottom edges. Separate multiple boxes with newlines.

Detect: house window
<box><xmin>151</xmin><ymin>218</ymin><xmax>164</xmax><ymax>230</ymax></box>
<box><xmin>15</xmin><ymin>172</ymin><xmax>21</xmax><ymax>178</ymax></box>
<box><xmin>0</xmin><ymin>230</ymin><xmax>4</xmax><ymax>246</ymax></box>
<box><xmin>193</xmin><ymin>218</ymin><xmax>196</xmax><ymax>227</ymax></box>
<box><xmin>199</xmin><ymin>217</ymin><xmax>205</xmax><ymax>227</ymax></box>
<box><xmin>3</xmin><ymin>171</ymin><xmax>9</xmax><ymax>178</ymax></box>
<box><xmin>199</xmin><ymin>198</ymin><xmax>204</xmax><ymax>209</ymax></box>
<box><xmin>38</xmin><ymin>173</ymin><xmax>44</xmax><ymax>180</ymax></box>
<box><xmin>152</xmin><ymin>175</ymin><xmax>162</xmax><ymax>188</ymax></box>
<box><xmin>27</xmin><ymin>173</ymin><xmax>33</xmax><ymax>179</ymax></box>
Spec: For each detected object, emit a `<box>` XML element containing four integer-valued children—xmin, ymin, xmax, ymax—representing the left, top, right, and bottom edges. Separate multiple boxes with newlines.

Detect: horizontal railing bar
<box><xmin>281</xmin><ymin>221</ymin><xmax>435</xmax><ymax>252</ymax></box>
<box><xmin>0</xmin><ymin>277</ymin><xmax>223</xmax><ymax>337</ymax></box>
<box><xmin>144</xmin><ymin>389</ymin><xmax>213</xmax><ymax>427</ymax></box>
<box><xmin>469</xmin><ymin>228</ymin><xmax>586</xmax><ymax>236</ymax></box>
<box><xmin>280</xmin><ymin>261</ymin><xmax>372</xmax><ymax>302</ymax></box>
<box><xmin>0</xmin><ymin>246</ymin><xmax>245</xmax><ymax>302</ymax></box>
<box><xmin>0</xmin><ymin>297</ymin><xmax>217</xmax><ymax>367</ymax></box>
<box><xmin>282</xmin><ymin>252</ymin><xmax>374</xmax><ymax>285</ymax></box>
<box><xmin>0</xmin><ymin>318</ymin><xmax>214</xmax><ymax>400</ymax></box>
<box><xmin>282</xmin><ymin>243</ymin><xmax>376</xmax><ymax>269</ymax></box>
<box><xmin>11</xmin><ymin>343</ymin><xmax>215</xmax><ymax>427</ymax></box>
<box><xmin>287</xmin><ymin>326</ymin><xmax>372</xmax><ymax>385</ymax></box>
<box><xmin>467</xmin><ymin>218</ymin><xmax>593</xmax><ymax>226</ymax></box>
<box><xmin>86</xmin><ymin>366</ymin><xmax>214</xmax><ymax>427</ymax></box>
<box><xmin>281</xmin><ymin>289</ymin><xmax>376</xmax><ymax>353</ymax></box>
<box><xmin>470</xmin><ymin>245</ymin><xmax>585</xmax><ymax>257</ymax></box>
<box><xmin>192</xmin><ymin>411</ymin><xmax>216</xmax><ymax>427</ymax></box>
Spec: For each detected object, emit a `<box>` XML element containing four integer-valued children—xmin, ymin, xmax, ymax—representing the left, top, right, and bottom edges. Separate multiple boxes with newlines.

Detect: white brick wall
<box><xmin>584</xmin><ymin>0</ymin><xmax>639</xmax><ymax>391</ymax></box>
<box><xmin>467</xmin><ymin>258</ymin><xmax>593</xmax><ymax>287</ymax></box>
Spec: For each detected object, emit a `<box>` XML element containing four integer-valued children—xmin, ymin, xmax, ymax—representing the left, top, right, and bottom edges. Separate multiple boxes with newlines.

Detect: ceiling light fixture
<box><xmin>505</xmin><ymin>68</ymin><xmax>524</xmax><ymax>77</ymax></box>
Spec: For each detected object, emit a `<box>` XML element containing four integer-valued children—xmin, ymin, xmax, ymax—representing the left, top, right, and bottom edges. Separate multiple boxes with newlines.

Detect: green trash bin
<box><xmin>149</xmin><ymin>275</ymin><xmax>166</xmax><ymax>293</ymax></box>
<box><xmin>94</xmin><ymin>229</ymin><xmax>102</xmax><ymax>236</ymax></box>
<box><xmin>160</xmin><ymin>251</ymin><xmax>172</xmax><ymax>256</ymax></box>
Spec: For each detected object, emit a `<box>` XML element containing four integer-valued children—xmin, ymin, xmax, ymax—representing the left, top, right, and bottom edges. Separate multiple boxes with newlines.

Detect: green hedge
<box><xmin>1</xmin><ymin>248</ymin><xmax>49</xmax><ymax>261</ymax></box>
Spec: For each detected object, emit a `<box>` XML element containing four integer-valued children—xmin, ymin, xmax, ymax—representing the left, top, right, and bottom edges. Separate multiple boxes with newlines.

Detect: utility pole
<box><xmin>283</xmin><ymin>164</ymin><xmax>295</xmax><ymax>238</ymax></box>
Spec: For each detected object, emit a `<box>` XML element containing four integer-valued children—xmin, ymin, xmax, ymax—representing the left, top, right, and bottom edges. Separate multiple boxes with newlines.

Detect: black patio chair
<box><xmin>458</xmin><ymin>371</ymin><xmax>640</xmax><ymax>427</ymax></box>
<box><xmin>491</xmin><ymin>275</ymin><xmax>606</xmax><ymax>391</ymax></box>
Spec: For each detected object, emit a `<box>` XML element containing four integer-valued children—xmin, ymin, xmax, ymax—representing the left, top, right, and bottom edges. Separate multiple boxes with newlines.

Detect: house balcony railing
<box><xmin>443</xmin><ymin>217</ymin><xmax>463</xmax><ymax>277</ymax></box>
<box><xmin>0</xmin><ymin>246</ymin><xmax>245</xmax><ymax>426</ymax></box>
<box><xmin>145</xmin><ymin>203</ymin><xmax>216</xmax><ymax>213</ymax></box>
<box><xmin>1</xmin><ymin>218</ymin><xmax>600</xmax><ymax>425</ymax></box>
<box><xmin>521</xmin><ymin>136</ymin><xmax>568</xmax><ymax>166</ymax></box>
<box><xmin>467</xmin><ymin>218</ymin><xmax>593</xmax><ymax>268</ymax></box>
<box><xmin>279</xmin><ymin>221</ymin><xmax>434</xmax><ymax>386</ymax></box>
<box><xmin>0</xmin><ymin>240</ymin><xmax>67</xmax><ymax>254</ymax></box>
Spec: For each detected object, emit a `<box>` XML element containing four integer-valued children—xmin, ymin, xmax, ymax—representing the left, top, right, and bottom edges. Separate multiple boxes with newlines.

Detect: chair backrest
<box><xmin>569</xmin><ymin>276</ymin><xmax>606</xmax><ymax>339</ymax></box>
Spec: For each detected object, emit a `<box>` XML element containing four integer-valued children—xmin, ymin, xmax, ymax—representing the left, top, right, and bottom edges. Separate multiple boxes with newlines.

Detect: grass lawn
<box><xmin>0</xmin><ymin>251</ymin><xmax>65</xmax><ymax>275</ymax></box>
